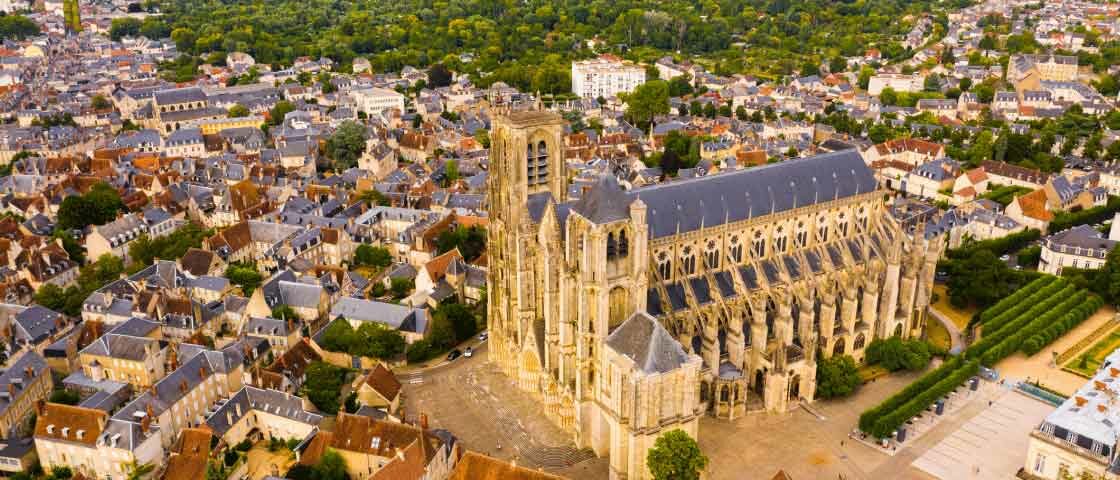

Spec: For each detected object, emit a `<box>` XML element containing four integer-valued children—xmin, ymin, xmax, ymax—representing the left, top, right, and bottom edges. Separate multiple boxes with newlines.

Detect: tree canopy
<box><xmin>325</xmin><ymin>120</ymin><xmax>368</xmax><ymax>171</ymax></box>
<box><xmin>646</xmin><ymin>429</ymin><xmax>708</xmax><ymax>480</ymax></box>
<box><xmin>57</xmin><ymin>183</ymin><xmax>125</xmax><ymax>231</ymax></box>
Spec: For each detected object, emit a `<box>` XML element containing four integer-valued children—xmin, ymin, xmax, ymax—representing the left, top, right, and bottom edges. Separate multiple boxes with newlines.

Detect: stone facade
<box><xmin>485</xmin><ymin>108</ymin><xmax>943</xmax><ymax>479</ymax></box>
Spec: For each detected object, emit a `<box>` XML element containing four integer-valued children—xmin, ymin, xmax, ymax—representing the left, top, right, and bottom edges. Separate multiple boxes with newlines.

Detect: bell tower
<box><xmin>486</xmin><ymin>108</ymin><xmax>566</xmax><ymax>379</ymax></box>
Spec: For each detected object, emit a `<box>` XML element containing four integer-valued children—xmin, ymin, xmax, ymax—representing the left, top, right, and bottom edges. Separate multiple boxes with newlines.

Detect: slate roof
<box><xmin>604</xmin><ymin>312</ymin><xmax>692</xmax><ymax>374</ymax></box>
<box><xmin>0</xmin><ymin>352</ymin><xmax>48</xmax><ymax>416</ymax></box>
<box><xmin>205</xmin><ymin>386</ymin><xmax>321</xmax><ymax>437</ymax></box>
<box><xmin>568</xmin><ymin>150</ymin><xmax>877</xmax><ymax>239</ymax></box>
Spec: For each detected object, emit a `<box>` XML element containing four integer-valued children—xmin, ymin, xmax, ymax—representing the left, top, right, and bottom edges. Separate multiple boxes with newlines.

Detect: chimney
<box><xmin>140</xmin><ymin>414</ymin><xmax>151</xmax><ymax>433</ymax></box>
<box><xmin>199</xmin><ymin>366</ymin><xmax>206</xmax><ymax>379</ymax></box>
<box><xmin>6</xmin><ymin>384</ymin><xmax>14</xmax><ymax>398</ymax></box>
<box><xmin>24</xmin><ymin>366</ymin><xmax>32</xmax><ymax>378</ymax></box>
<box><xmin>146</xmin><ymin>403</ymin><xmax>154</xmax><ymax>419</ymax></box>
<box><xmin>35</xmin><ymin>399</ymin><xmax>45</xmax><ymax>416</ymax></box>
<box><xmin>420</xmin><ymin>413</ymin><xmax>428</xmax><ymax>430</ymax></box>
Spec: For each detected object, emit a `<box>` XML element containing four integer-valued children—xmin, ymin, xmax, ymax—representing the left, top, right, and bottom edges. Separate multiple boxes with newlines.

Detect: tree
<box><xmin>623</xmin><ymin>80</ymin><xmax>670</xmax><ymax>130</ymax></box>
<box><xmin>815</xmin><ymin>355</ymin><xmax>861</xmax><ymax>399</ymax></box>
<box><xmin>109</xmin><ymin>18</ymin><xmax>142</xmax><ymax>40</ymax></box>
<box><xmin>667</xmin><ymin>75</ymin><xmax>693</xmax><ymax>97</ymax></box>
<box><xmin>923</xmin><ymin>73</ymin><xmax>941</xmax><ymax>92</ymax></box>
<box><xmin>312</xmin><ymin>450</ymin><xmax>348</xmax><ymax>480</ymax></box>
<box><xmin>946</xmin><ymin>248</ymin><xmax>1018</xmax><ymax>308</ymax></box>
<box><xmin>91</xmin><ymin>95</ymin><xmax>111</xmax><ymax>110</ymax></box>
<box><xmin>390</xmin><ymin>278</ymin><xmax>413</xmax><ymax>298</ymax></box>
<box><xmin>428</xmin><ymin>63</ymin><xmax>453</xmax><ymax>88</ymax></box>
<box><xmin>444</xmin><ymin>159</ymin><xmax>459</xmax><ymax>183</ymax></box>
<box><xmin>302</xmin><ymin>362</ymin><xmax>346</xmax><ymax>413</ymax></box>
<box><xmin>646</xmin><ymin>429</ymin><xmax>708</xmax><ymax>480</ymax></box>
<box><xmin>49</xmin><ymin>389</ymin><xmax>80</xmax><ymax>405</ymax></box>
<box><xmin>879</xmin><ymin>87</ymin><xmax>898</xmax><ymax>106</ymax></box>
<box><xmin>434</xmin><ymin>225</ymin><xmax>486</xmax><ymax>261</ymax></box>
<box><xmin>0</xmin><ymin>15</ymin><xmax>39</xmax><ymax>41</ymax></box>
<box><xmin>225</xmin><ymin>262</ymin><xmax>263</xmax><ymax>295</ymax></box>
<box><xmin>57</xmin><ymin>183</ymin><xmax>124</xmax><ymax>231</ymax></box>
<box><xmin>356</xmin><ymin>322</ymin><xmax>406</xmax><ymax>359</ymax></box>
<box><xmin>958</xmin><ymin>77</ymin><xmax>972</xmax><ymax>92</ymax></box>
<box><xmin>272</xmin><ymin>304</ymin><xmax>297</xmax><ymax>321</ymax></box>
<box><xmin>353</xmin><ymin>244</ymin><xmax>392</xmax><ymax>268</ymax></box>
<box><xmin>228</xmin><ymin>104</ymin><xmax>250</xmax><ymax>117</ymax></box>
<box><xmin>268</xmin><ymin>100</ymin><xmax>296</xmax><ymax>126</ymax></box>
<box><xmin>326</xmin><ymin>121</ymin><xmax>367</xmax><ymax>171</ymax></box>
<box><xmin>63</xmin><ymin>0</ymin><xmax>82</xmax><ymax>33</ymax></box>
<box><xmin>865</xmin><ymin>337</ymin><xmax>931</xmax><ymax>372</ymax></box>
<box><xmin>434</xmin><ymin>302</ymin><xmax>478</xmax><ymax>343</ymax></box>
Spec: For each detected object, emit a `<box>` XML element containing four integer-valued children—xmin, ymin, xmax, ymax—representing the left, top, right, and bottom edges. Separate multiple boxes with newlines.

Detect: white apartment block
<box><xmin>571</xmin><ymin>57</ymin><xmax>646</xmax><ymax>99</ymax></box>
<box><xmin>867</xmin><ymin>74</ymin><xmax>924</xmax><ymax>96</ymax></box>
<box><xmin>350</xmin><ymin>87</ymin><xmax>406</xmax><ymax>115</ymax></box>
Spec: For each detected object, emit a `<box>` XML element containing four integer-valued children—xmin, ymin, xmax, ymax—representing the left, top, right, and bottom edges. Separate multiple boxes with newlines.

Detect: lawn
<box><xmin>1065</xmin><ymin>328</ymin><xmax>1120</xmax><ymax>377</ymax></box>
<box><xmin>926</xmin><ymin>318</ymin><xmax>953</xmax><ymax>352</ymax></box>
<box><xmin>931</xmin><ymin>284</ymin><xmax>975</xmax><ymax>330</ymax></box>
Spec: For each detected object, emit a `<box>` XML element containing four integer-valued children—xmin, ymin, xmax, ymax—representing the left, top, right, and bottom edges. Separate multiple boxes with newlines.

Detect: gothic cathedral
<box><xmin>485</xmin><ymin>108</ymin><xmax>943</xmax><ymax>479</ymax></box>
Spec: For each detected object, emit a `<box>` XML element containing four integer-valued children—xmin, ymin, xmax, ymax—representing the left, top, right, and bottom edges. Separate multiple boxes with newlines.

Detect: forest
<box><xmin>149</xmin><ymin>0</ymin><xmax>961</xmax><ymax>87</ymax></box>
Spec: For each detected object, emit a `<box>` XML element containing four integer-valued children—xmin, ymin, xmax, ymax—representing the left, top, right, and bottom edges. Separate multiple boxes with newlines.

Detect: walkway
<box><xmin>912</xmin><ymin>390</ymin><xmax>1052</xmax><ymax>479</ymax></box>
<box><xmin>928</xmin><ymin>307</ymin><xmax>964</xmax><ymax>354</ymax></box>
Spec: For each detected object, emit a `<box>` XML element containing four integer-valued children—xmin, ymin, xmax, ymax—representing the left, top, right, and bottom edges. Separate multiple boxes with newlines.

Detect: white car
<box><xmin>477</xmin><ymin>332</ymin><xmax>489</xmax><ymax>341</ymax></box>
<box><xmin>463</xmin><ymin>347</ymin><xmax>474</xmax><ymax>358</ymax></box>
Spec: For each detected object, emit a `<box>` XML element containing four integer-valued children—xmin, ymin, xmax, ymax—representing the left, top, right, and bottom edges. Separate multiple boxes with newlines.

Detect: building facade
<box><xmin>571</xmin><ymin>57</ymin><xmax>646</xmax><ymax>99</ymax></box>
<box><xmin>485</xmin><ymin>109</ymin><xmax>943</xmax><ymax>479</ymax></box>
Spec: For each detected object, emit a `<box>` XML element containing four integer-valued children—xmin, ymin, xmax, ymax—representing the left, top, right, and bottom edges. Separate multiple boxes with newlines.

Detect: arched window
<box><xmin>682</xmin><ymin>246</ymin><xmax>696</xmax><ymax>275</ymax></box>
<box><xmin>729</xmin><ymin>235</ymin><xmax>743</xmax><ymax>263</ymax></box>
<box><xmin>618</xmin><ymin>229</ymin><xmax>629</xmax><ymax>257</ymax></box>
<box><xmin>795</xmin><ymin>222</ymin><xmax>808</xmax><ymax>248</ymax></box>
<box><xmin>818</xmin><ymin>215</ymin><xmax>829</xmax><ymax>242</ymax></box>
<box><xmin>752</xmin><ymin>231</ymin><xmax>766</xmax><ymax>258</ymax></box>
<box><xmin>657</xmin><ymin>252</ymin><xmax>672</xmax><ymax>279</ymax></box>
<box><xmin>704</xmin><ymin>240</ymin><xmax>719</xmax><ymax>269</ymax></box>
<box><xmin>838</xmin><ymin>213</ymin><xmax>849</xmax><ymax>237</ymax></box>
<box><xmin>607</xmin><ymin>232</ymin><xmax>617</xmax><ymax>260</ymax></box>
<box><xmin>773</xmin><ymin>227</ymin><xmax>788</xmax><ymax>254</ymax></box>
<box><xmin>853</xmin><ymin>333</ymin><xmax>866</xmax><ymax>350</ymax></box>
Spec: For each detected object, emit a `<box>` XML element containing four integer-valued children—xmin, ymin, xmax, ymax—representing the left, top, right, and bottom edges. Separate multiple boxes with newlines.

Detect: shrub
<box><xmin>865</xmin><ymin>337</ymin><xmax>931</xmax><ymax>372</ymax></box>
<box><xmin>816</xmin><ymin>355</ymin><xmax>861</xmax><ymax>399</ymax></box>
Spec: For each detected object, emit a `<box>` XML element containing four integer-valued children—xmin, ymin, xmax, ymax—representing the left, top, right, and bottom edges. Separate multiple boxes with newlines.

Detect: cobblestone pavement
<box><xmin>401</xmin><ymin>346</ymin><xmax>602</xmax><ymax>475</ymax></box>
<box><xmin>912</xmin><ymin>390</ymin><xmax>1051</xmax><ymax>480</ymax></box>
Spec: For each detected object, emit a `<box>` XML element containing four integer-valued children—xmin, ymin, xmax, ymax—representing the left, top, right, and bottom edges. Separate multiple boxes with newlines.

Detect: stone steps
<box><xmin>519</xmin><ymin>445</ymin><xmax>597</xmax><ymax>469</ymax></box>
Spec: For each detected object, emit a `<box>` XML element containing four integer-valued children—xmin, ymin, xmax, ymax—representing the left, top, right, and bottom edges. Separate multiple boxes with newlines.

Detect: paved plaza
<box><xmin>402</xmin><ymin>349</ymin><xmax>1053</xmax><ymax>479</ymax></box>
<box><xmin>912</xmin><ymin>389</ymin><xmax>1052</xmax><ymax>480</ymax></box>
<box><xmin>401</xmin><ymin>344</ymin><xmax>599</xmax><ymax>474</ymax></box>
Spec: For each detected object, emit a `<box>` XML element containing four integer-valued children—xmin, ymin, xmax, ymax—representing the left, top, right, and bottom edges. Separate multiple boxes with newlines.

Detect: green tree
<box><xmin>359</xmin><ymin>189</ymin><xmax>390</xmax><ymax>207</ymax></box>
<box><xmin>865</xmin><ymin>337</ymin><xmax>931</xmax><ymax>372</ymax></box>
<box><xmin>321</xmin><ymin>319</ymin><xmax>358</xmax><ymax>353</ymax></box>
<box><xmin>434</xmin><ymin>225</ymin><xmax>486</xmax><ymax>261</ymax></box>
<box><xmin>312</xmin><ymin>449</ymin><xmax>348</xmax><ymax>480</ymax></box>
<box><xmin>325</xmin><ymin>120</ymin><xmax>367</xmax><ymax>171</ymax></box>
<box><xmin>228</xmin><ymin>104</ymin><xmax>250</xmax><ymax>117</ymax></box>
<box><xmin>879</xmin><ymin>87</ymin><xmax>898</xmax><ymax>106</ymax></box>
<box><xmin>667</xmin><ymin>75</ymin><xmax>693</xmax><ymax>97</ymax></box>
<box><xmin>49</xmin><ymin>389</ymin><xmax>80</xmax><ymax>405</ymax></box>
<box><xmin>356</xmin><ymin>322</ymin><xmax>406</xmax><ymax>359</ymax></box>
<box><xmin>91</xmin><ymin>95</ymin><xmax>111</xmax><ymax>110</ymax></box>
<box><xmin>646</xmin><ymin>429</ymin><xmax>708</xmax><ymax>480</ymax></box>
<box><xmin>123</xmin><ymin>461</ymin><xmax>155</xmax><ymax>480</ymax></box>
<box><xmin>57</xmin><ymin>183</ymin><xmax>124</xmax><ymax>231</ymax></box>
<box><xmin>109</xmin><ymin>18</ymin><xmax>142</xmax><ymax>40</ymax></box>
<box><xmin>623</xmin><ymin>80</ymin><xmax>670</xmax><ymax>130</ymax></box>
<box><xmin>353</xmin><ymin>244</ymin><xmax>392</xmax><ymax>268</ymax></box>
<box><xmin>390</xmin><ymin>278</ymin><xmax>413</xmax><ymax>298</ymax></box>
<box><xmin>268</xmin><ymin>100</ymin><xmax>296</xmax><ymax>126</ymax></box>
<box><xmin>302</xmin><ymin>362</ymin><xmax>346</xmax><ymax>413</ymax></box>
<box><xmin>271</xmin><ymin>304</ymin><xmax>298</xmax><ymax>321</ymax></box>
<box><xmin>815</xmin><ymin>355</ymin><xmax>861</xmax><ymax>399</ymax></box>
<box><xmin>224</xmin><ymin>262</ymin><xmax>263</xmax><ymax>295</ymax></box>
<box><xmin>0</xmin><ymin>15</ymin><xmax>39</xmax><ymax>41</ymax></box>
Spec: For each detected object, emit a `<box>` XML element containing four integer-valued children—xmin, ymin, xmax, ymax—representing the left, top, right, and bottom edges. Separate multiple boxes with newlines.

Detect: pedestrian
<box><xmin>841</xmin><ymin>440</ymin><xmax>845</xmax><ymax>447</ymax></box>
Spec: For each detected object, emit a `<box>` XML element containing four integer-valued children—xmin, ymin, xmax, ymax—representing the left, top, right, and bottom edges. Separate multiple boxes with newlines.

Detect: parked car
<box><xmin>464</xmin><ymin>347</ymin><xmax>473</xmax><ymax>358</ymax></box>
<box><xmin>446</xmin><ymin>349</ymin><xmax>462</xmax><ymax>361</ymax></box>
<box><xmin>478</xmin><ymin>332</ymin><xmax>489</xmax><ymax>341</ymax></box>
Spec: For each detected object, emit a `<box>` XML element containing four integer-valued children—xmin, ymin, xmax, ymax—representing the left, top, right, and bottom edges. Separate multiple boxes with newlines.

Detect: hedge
<box><xmin>978</xmin><ymin>290</ymin><xmax>1090</xmax><ymax>366</ymax></box>
<box><xmin>1022</xmin><ymin>295</ymin><xmax>1105</xmax><ymax>355</ymax></box>
<box><xmin>867</xmin><ymin>360</ymin><xmax>980</xmax><ymax>438</ymax></box>
<box><xmin>980</xmin><ymin>279</ymin><xmax>1070</xmax><ymax>333</ymax></box>
<box><xmin>966</xmin><ymin>283</ymin><xmax>1078</xmax><ymax>360</ymax></box>
<box><xmin>1049</xmin><ymin>196</ymin><xmax>1120</xmax><ymax>233</ymax></box>
<box><xmin>858</xmin><ymin>356</ymin><xmax>962</xmax><ymax>432</ymax></box>
<box><xmin>977</xmin><ymin>276</ymin><xmax>1054</xmax><ymax>324</ymax></box>
<box><xmin>860</xmin><ymin>278</ymin><xmax>1091</xmax><ymax>438</ymax></box>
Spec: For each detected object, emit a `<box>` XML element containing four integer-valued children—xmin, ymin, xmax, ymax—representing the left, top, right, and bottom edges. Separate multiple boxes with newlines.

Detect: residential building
<box><xmin>572</xmin><ymin>57</ymin><xmax>646</xmax><ymax>99</ymax></box>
